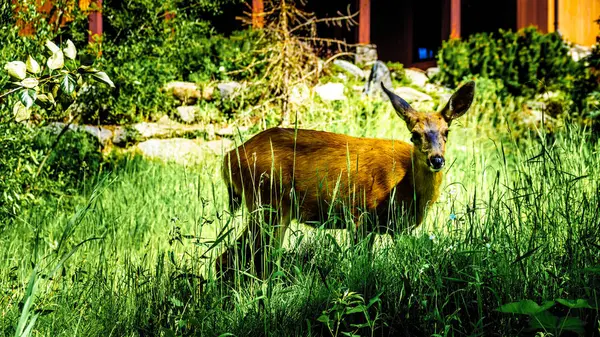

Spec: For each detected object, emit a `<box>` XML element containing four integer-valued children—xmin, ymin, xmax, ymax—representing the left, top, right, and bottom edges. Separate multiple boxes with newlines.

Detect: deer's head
<box><xmin>382</xmin><ymin>81</ymin><xmax>475</xmax><ymax>172</ymax></box>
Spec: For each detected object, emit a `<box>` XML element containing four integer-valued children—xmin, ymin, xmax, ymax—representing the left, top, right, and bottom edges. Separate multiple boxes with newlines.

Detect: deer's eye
<box><xmin>411</xmin><ymin>131</ymin><xmax>421</xmax><ymax>143</ymax></box>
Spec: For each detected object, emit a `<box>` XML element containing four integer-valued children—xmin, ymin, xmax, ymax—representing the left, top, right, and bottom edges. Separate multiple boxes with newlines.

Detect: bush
<box><xmin>0</xmin><ymin>35</ymin><xmax>113</xmax><ymax>221</ymax></box>
<box><xmin>0</xmin><ymin>124</ymin><xmax>104</xmax><ymax>220</ymax></box>
<box><xmin>0</xmin><ymin>122</ymin><xmax>39</xmax><ymax>219</ymax></box>
<box><xmin>433</xmin><ymin>27</ymin><xmax>580</xmax><ymax>97</ymax></box>
<box><xmin>571</xmin><ymin>17</ymin><xmax>600</xmax><ymax>124</ymax></box>
<box><xmin>33</xmin><ymin>128</ymin><xmax>104</xmax><ymax>191</ymax></box>
<box><xmin>76</xmin><ymin>0</ymin><xmax>260</xmax><ymax>124</ymax></box>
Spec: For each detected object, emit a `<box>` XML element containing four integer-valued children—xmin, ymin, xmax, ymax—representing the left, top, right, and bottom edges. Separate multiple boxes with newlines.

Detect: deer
<box><xmin>216</xmin><ymin>81</ymin><xmax>475</xmax><ymax>278</ymax></box>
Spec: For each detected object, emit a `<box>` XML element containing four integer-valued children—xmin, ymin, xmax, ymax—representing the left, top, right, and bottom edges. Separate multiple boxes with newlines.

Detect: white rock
<box><xmin>175</xmin><ymin>106</ymin><xmax>198</xmax><ymax>124</ymax></box>
<box><xmin>163</xmin><ymin>81</ymin><xmax>202</xmax><ymax>102</ymax></box>
<box><xmin>136</xmin><ymin>138</ymin><xmax>204</xmax><ymax>165</ymax></box>
<box><xmin>425</xmin><ymin>67</ymin><xmax>440</xmax><ymax>79</ymax></box>
<box><xmin>394</xmin><ymin>87</ymin><xmax>433</xmax><ymax>102</ymax></box>
<box><xmin>201</xmin><ymin>139</ymin><xmax>235</xmax><ymax>155</ymax></box>
<box><xmin>290</xmin><ymin>84</ymin><xmax>311</xmax><ymax>106</ymax></box>
<box><xmin>404</xmin><ymin>68</ymin><xmax>429</xmax><ymax>87</ymax></box>
<box><xmin>333</xmin><ymin>59</ymin><xmax>365</xmax><ymax>78</ymax></box>
<box><xmin>218</xmin><ymin>81</ymin><xmax>241</xmax><ymax>99</ymax></box>
<box><xmin>569</xmin><ymin>44</ymin><xmax>592</xmax><ymax>62</ymax></box>
<box><xmin>216</xmin><ymin>125</ymin><xmax>249</xmax><ymax>137</ymax></box>
<box><xmin>315</xmin><ymin>82</ymin><xmax>346</xmax><ymax>101</ymax></box>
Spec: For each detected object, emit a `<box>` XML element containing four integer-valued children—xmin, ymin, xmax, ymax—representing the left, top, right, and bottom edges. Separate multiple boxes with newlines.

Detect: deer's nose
<box><xmin>428</xmin><ymin>155</ymin><xmax>445</xmax><ymax>171</ymax></box>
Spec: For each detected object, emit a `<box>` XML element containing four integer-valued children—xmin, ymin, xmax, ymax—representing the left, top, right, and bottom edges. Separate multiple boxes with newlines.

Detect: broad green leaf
<box><xmin>63</xmin><ymin>39</ymin><xmax>77</xmax><ymax>60</ymax></box>
<box><xmin>497</xmin><ymin>300</ymin><xmax>555</xmax><ymax>315</ymax></box>
<box><xmin>20</xmin><ymin>89</ymin><xmax>34</xmax><ymax>108</ymax></box>
<box><xmin>45</xmin><ymin>40</ymin><xmax>60</xmax><ymax>53</ymax></box>
<box><xmin>26</xmin><ymin>56</ymin><xmax>40</xmax><ymax>74</ymax></box>
<box><xmin>345</xmin><ymin>305</ymin><xmax>367</xmax><ymax>314</ymax></box>
<box><xmin>47</xmin><ymin>50</ymin><xmax>64</xmax><ymax>70</ymax></box>
<box><xmin>558</xmin><ymin>316</ymin><xmax>586</xmax><ymax>335</ymax></box>
<box><xmin>529</xmin><ymin>310</ymin><xmax>558</xmax><ymax>330</ymax></box>
<box><xmin>78</xmin><ymin>65</ymin><xmax>99</xmax><ymax>73</ymax></box>
<box><xmin>61</xmin><ymin>74</ymin><xmax>76</xmax><ymax>95</ymax></box>
<box><xmin>20</xmin><ymin>78</ymin><xmax>39</xmax><ymax>89</ymax></box>
<box><xmin>4</xmin><ymin>61</ymin><xmax>27</xmax><ymax>80</ymax></box>
<box><xmin>51</xmin><ymin>83</ymin><xmax>60</xmax><ymax>98</ymax></box>
<box><xmin>36</xmin><ymin>94</ymin><xmax>50</xmax><ymax>104</ymax></box>
<box><xmin>556</xmin><ymin>298</ymin><xmax>594</xmax><ymax>309</ymax></box>
<box><xmin>13</xmin><ymin>101</ymin><xmax>30</xmax><ymax>122</ymax></box>
<box><xmin>317</xmin><ymin>314</ymin><xmax>331</xmax><ymax>323</ymax></box>
<box><xmin>529</xmin><ymin>312</ymin><xmax>585</xmax><ymax>335</ymax></box>
<box><xmin>90</xmin><ymin>71</ymin><xmax>115</xmax><ymax>88</ymax></box>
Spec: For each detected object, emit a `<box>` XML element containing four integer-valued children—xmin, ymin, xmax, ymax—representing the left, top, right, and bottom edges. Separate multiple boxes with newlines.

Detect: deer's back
<box><xmin>223</xmin><ymin>128</ymin><xmax>415</xmax><ymax>225</ymax></box>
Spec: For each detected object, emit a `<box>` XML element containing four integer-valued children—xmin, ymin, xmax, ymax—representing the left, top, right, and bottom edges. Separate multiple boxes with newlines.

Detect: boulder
<box><xmin>175</xmin><ymin>106</ymin><xmax>199</xmax><ymax>124</ymax></box>
<box><xmin>394</xmin><ymin>87</ymin><xmax>433</xmax><ymax>102</ymax></box>
<box><xmin>333</xmin><ymin>59</ymin><xmax>365</xmax><ymax>79</ymax></box>
<box><xmin>404</xmin><ymin>68</ymin><xmax>429</xmax><ymax>87</ymax></box>
<box><xmin>355</xmin><ymin>44</ymin><xmax>378</xmax><ymax>66</ymax></box>
<box><xmin>290</xmin><ymin>84</ymin><xmax>311</xmax><ymax>106</ymax></box>
<box><xmin>216</xmin><ymin>125</ymin><xmax>249</xmax><ymax>137</ymax></box>
<box><xmin>201</xmin><ymin>139</ymin><xmax>235</xmax><ymax>155</ymax></box>
<box><xmin>81</xmin><ymin>125</ymin><xmax>113</xmax><ymax>147</ymax></box>
<box><xmin>164</xmin><ymin>81</ymin><xmax>203</xmax><ymax>103</ymax></box>
<box><xmin>569</xmin><ymin>44</ymin><xmax>592</xmax><ymax>62</ymax></box>
<box><xmin>425</xmin><ymin>67</ymin><xmax>440</xmax><ymax>79</ymax></box>
<box><xmin>136</xmin><ymin>138</ymin><xmax>204</xmax><ymax>165</ymax></box>
<box><xmin>315</xmin><ymin>82</ymin><xmax>346</xmax><ymax>101</ymax></box>
<box><xmin>132</xmin><ymin>122</ymin><xmax>206</xmax><ymax>139</ymax></box>
<box><xmin>46</xmin><ymin>122</ymin><xmax>113</xmax><ymax>147</ymax></box>
<box><xmin>363</xmin><ymin>60</ymin><xmax>393</xmax><ymax>100</ymax></box>
<box><xmin>218</xmin><ymin>81</ymin><xmax>242</xmax><ymax>99</ymax></box>
<box><xmin>112</xmin><ymin>126</ymin><xmax>140</xmax><ymax>146</ymax></box>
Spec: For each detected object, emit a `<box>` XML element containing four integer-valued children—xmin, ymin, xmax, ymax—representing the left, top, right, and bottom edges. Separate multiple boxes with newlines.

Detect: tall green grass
<box><xmin>1</xmin><ymin>91</ymin><xmax>599</xmax><ymax>336</ymax></box>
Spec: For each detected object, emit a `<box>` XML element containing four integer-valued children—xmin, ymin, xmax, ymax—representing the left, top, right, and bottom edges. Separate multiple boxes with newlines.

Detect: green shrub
<box><xmin>33</xmin><ymin>128</ymin><xmax>104</xmax><ymax>190</ymax></box>
<box><xmin>0</xmin><ymin>122</ymin><xmax>39</xmax><ymax>219</ymax></box>
<box><xmin>74</xmin><ymin>0</ymin><xmax>261</xmax><ymax>124</ymax></box>
<box><xmin>0</xmin><ymin>124</ymin><xmax>104</xmax><ymax>220</ymax></box>
<box><xmin>433</xmin><ymin>27</ymin><xmax>580</xmax><ymax>97</ymax></box>
<box><xmin>571</xmin><ymin>17</ymin><xmax>600</xmax><ymax>125</ymax></box>
<box><xmin>0</xmin><ymin>36</ymin><xmax>113</xmax><ymax>221</ymax></box>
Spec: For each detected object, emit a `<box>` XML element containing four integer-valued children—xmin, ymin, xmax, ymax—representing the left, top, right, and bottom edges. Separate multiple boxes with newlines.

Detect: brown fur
<box><xmin>216</xmin><ymin>81</ymin><xmax>476</xmax><ymax>278</ymax></box>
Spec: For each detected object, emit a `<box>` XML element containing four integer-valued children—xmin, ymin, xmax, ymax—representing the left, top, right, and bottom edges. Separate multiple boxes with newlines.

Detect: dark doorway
<box><xmin>412</xmin><ymin>0</ymin><xmax>444</xmax><ymax>63</ymax></box>
<box><xmin>370</xmin><ymin>0</ymin><xmax>412</xmax><ymax>65</ymax></box>
<box><xmin>371</xmin><ymin>0</ymin><xmax>446</xmax><ymax>68</ymax></box>
<box><xmin>461</xmin><ymin>0</ymin><xmax>517</xmax><ymax>37</ymax></box>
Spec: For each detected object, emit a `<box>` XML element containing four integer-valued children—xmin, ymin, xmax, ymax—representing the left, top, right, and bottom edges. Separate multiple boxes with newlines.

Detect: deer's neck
<box><xmin>411</xmin><ymin>153</ymin><xmax>444</xmax><ymax>206</ymax></box>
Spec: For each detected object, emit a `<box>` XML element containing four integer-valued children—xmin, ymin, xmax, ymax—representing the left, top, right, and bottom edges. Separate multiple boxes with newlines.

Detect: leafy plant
<box><xmin>433</xmin><ymin>27</ymin><xmax>580</xmax><ymax>97</ymax></box>
<box><xmin>317</xmin><ymin>289</ymin><xmax>382</xmax><ymax>337</ymax></box>
<box><xmin>497</xmin><ymin>299</ymin><xmax>598</xmax><ymax>336</ymax></box>
<box><xmin>2</xmin><ymin>39</ymin><xmax>114</xmax><ymax>122</ymax></box>
<box><xmin>0</xmin><ymin>39</ymin><xmax>114</xmax><ymax>219</ymax></box>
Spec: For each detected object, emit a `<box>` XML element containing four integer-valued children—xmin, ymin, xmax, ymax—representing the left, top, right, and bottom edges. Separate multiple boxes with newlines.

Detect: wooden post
<box><xmin>358</xmin><ymin>0</ymin><xmax>371</xmax><ymax>44</ymax></box>
<box><xmin>252</xmin><ymin>0</ymin><xmax>264</xmax><ymax>28</ymax></box>
<box><xmin>88</xmin><ymin>0</ymin><xmax>103</xmax><ymax>43</ymax></box>
<box><xmin>450</xmin><ymin>0</ymin><xmax>461</xmax><ymax>39</ymax></box>
<box><xmin>517</xmin><ymin>0</ymin><xmax>548</xmax><ymax>33</ymax></box>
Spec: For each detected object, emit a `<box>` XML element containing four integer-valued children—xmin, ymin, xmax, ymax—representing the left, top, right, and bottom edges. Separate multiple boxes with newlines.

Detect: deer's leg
<box><xmin>247</xmin><ymin>204</ymin><xmax>292</xmax><ymax>279</ymax></box>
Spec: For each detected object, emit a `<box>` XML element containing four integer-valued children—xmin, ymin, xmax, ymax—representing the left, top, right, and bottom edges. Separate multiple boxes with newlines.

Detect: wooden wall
<box><xmin>548</xmin><ymin>0</ymin><xmax>600</xmax><ymax>46</ymax></box>
<box><xmin>517</xmin><ymin>0</ymin><xmax>549</xmax><ymax>33</ymax></box>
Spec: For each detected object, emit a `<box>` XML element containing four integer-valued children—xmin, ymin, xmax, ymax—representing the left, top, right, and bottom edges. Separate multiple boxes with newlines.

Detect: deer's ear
<box><xmin>441</xmin><ymin>81</ymin><xmax>475</xmax><ymax>124</ymax></box>
<box><xmin>381</xmin><ymin>83</ymin><xmax>417</xmax><ymax>126</ymax></box>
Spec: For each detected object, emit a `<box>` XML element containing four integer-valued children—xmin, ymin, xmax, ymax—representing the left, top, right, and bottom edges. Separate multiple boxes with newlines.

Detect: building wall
<box><xmin>548</xmin><ymin>0</ymin><xmax>600</xmax><ymax>46</ymax></box>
